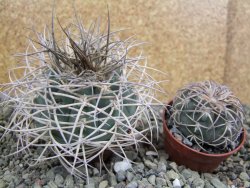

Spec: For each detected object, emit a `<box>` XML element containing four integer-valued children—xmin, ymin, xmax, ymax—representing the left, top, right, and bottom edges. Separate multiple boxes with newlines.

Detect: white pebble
<box><xmin>145</xmin><ymin>151</ymin><xmax>158</xmax><ymax>156</ymax></box>
<box><xmin>173</xmin><ymin>178</ymin><xmax>181</xmax><ymax>188</ymax></box>
<box><xmin>113</xmin><ymin>160</ymin><xmax>132</xmax><ymax>173</ymax></box>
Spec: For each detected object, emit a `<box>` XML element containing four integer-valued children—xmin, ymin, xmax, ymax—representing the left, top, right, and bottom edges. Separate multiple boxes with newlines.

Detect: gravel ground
<box><xmin>0</xmin><ymin>105</ymin><xmax>250</xmax><ymax>188</ymax></box>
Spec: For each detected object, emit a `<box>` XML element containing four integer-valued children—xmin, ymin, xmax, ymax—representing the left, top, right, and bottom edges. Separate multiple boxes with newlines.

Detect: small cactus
<box><xmin>0</xmin><ymin>11</ymin><xmax>166</xmax><ymax>180</ymax></box>
<box><xmin>170</xmin><ymin>81</ymin><xmax>244</xmax><ymax>152</ymax></box>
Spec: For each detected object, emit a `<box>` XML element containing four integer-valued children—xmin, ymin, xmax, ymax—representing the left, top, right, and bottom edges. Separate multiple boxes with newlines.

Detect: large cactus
<box><xmin>170</xmin><ymin>81</ymin><xmax>244</xmax><ymax>152</ymax></box>
<box><xmin>33</xmin><ymin>70</ymin><xmax>138</xmax><ymax>143</ymax></box>
<box><xmin>0</xmin><ymin>12</ymin><xmax>166</xmax><ymax>180</ymax></box>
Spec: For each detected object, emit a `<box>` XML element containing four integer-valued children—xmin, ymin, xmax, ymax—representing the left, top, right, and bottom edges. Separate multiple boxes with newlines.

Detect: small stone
<box><xmin>221</xmin><ymin>166</ymin><xmax>228</xmax><ymax>172</ymax></box>
<box><xmin>239</xmin><ymin>172</ymin><xmax>250</xmax><ymax>181</ymax></box>
<box><xmin>64</xmin><ymin>175</ymin><xmax>74</xmax><ymax>188</ymax></box>
<box><xmin>126</xmin><ymin>171</ymin><xmax>134</xmax><ymax>181</ymax></box>
<box><xmin>114</xmin><ymin>160</ymin><xmax>132</xmax><ymax>173</ymax></box>
<box><xmin>54</xmin><ymin>174</ymin><xmax>64</xmax><ymax>186</ymax></box>
<box><xmin>125</xmin><ymin>151</ymin><xmax>138</xmax><ymax>161</ymax></box>
<box><xmin>153</xmin><ymin>158</ymin><xmax>158</xmax><ymax>164</ymax></box>
<box><xmin>169</xmin><ymin>162</ymin><xmax>178</xmax><ymax>172</ymax></box>
<box><xmin>166</xmin><ymin>170</ymin><xmax>180</xmax><ymax>180</ymax></box>
<box><xmin>157</xmin><ymin>161</ymin><xmax>166</xmax><ymax>172</ymax></box>
<box><xmin>233</xmin><ymin>165</ymin><xmax>244</xmax><ymax>174</ymax></box>
<box><xmin>125</xmin><ymin>181</ymin><xmax>138</xmax><ymax>188</ymax></box>
<box><xmin>158</xmin><ymin>150</ymin><xmax>169</xmax><ymax>161</ymax></box>
<box><xmin>46</xmin><ymin>169</ymin><xmax>55</xmax><ymax>181</ymax></box>
<box><xmin>141</xmin><ymin>178</ymin><xmax>149</xmax><ymax>184</ymax></box>
<box><xmin>33</xmin><ymin>183</ymin><xmax>42</xmax><ymax>188</ymax></box>
<box><xmin>7</xmin><ymin>181</ymin><xmax>15</xmax><ymax>188</ymax></box>
<box><xmin>232</xmin><ymin>156</ymin><xmax>241</xmax><ymax>162</ymax></box>
<box><xmin>139</xmin><ymin>178</ymin><xmax>153</xmax><ymax>188</ymax></box>
<box><xmin>114</xmin><ymin>182</ymin><xmax>126</xmax><ymax>188</ymax></box>
<box><xmin>227</xmin><ymin>172</ymin><xmax>237</xmax><ymax>180</ymax></box>
<box><xmin>144</xmin><ymin>169</ymin><xmax>156</xmax><ymax>176</ymax></box>
<box><xmin>155</xmin><ymin>177</ymin><xmax>167</xmax><ymax>186</ymax></box>
<box><xmin>202</xmin><ymin>173</ymin><xmax>212</xmax><ymax>180</ymax></box>
<box><xmin>183</xmin><ymin>138</ymin><xmax>193</xmax><ymax>146</ymax></box>
<box><xmin>99</xmin><ymin>180</ymin><xmax>108</xmax><ymax>188</ymax></box>
<box><xmin>84</xmin><ymin>183</ymin><xmax>95</xmax><ymax>188</ymax></box>
<box><xmin>2</xmin><ymin>105</ymin><xmax>13</xmax><ymax>120</ymax></box>
<box><xmin>0</xmin><ymin>180</ymin><xmax>6</xmax><ymax>188</ymax></box>
<box><xmin>109</xmin><ymin>172</ymin><xmax>117</xmax><ymax>186</ymax></box>
<box><xmin>173</xmin><ymin>178</ymin><xmax>181</xmax><ymax>188</ymax></box>
<box><xmin>134</xmin><ymin>163</ymin><xmax>145</xmax><ymax>173</ymax></box>
<box><xmin>187</xmin><ymin>170</ymin><xmax>200</xmax><ymax>184</ymax></box>
<box><xmin>244</xmin><ymin>181</ymin><xmax>250</xmax><ymax>188</ymax></box>
<box><xmin>3</xmin><ymin>170</ymin><xmax>13</xmax><ymax>182</ymax></box>
<box><xmin>192</xmin><ymin>144</ymin><xmax>202</xmax><ymax>151</ymax></box>
<box><xmin>0</xmin><ymin>159</ymin><xmax>6</xmax><ymax>167</ymax></box>
<box><xmin>204</xmin><ymin>181</ymin><xmax>214</xmax><ymax>188</ymax></box>
<box><xmin>78</xmin><ymin>182</ymin><xmax>84</xmax><ymax>188</ymax></box>
<box><xmin>133</xmin><ymin>174</ymin><xmax>143</xmax><ymax>181</ymax></box>
<box><xmin>173</xmin><ymin>133</ymin><xmax>183</xmax><ymax>142</ymax></box>
<box><xmin>148</xmin><ymin>175</ymin><xmax>156</xmax><ymax>185</ymax></box>
<box><xmin>9</xmin><ymin>161</ymin><xmax>14</xmax><ymax>168</ymax></box>
<box><xmin>16</xmin><ymin>183</ymin><xmax>25</xmax><ymax>188</ymax></box>
<box><xmin>227</xmin><ymin>179</ymin><xmax>234</xmax><ymax>186</ymax></box>
<box><xmin>145</xmin><ymin>151</ymin><xmax>158</xmax><ymax>156</ymax></box>
<box><xmin>210</xmin><ymin>178</ymin><xmax>227</xmax><ymax>188</ymax></box>
<box><xmin>181</xmin><ymin>169</ymin><xmax>192</xmax><ymax>179</ymax></box>
<box><xmin>144</xmin><ymin>159</ymin><xmax>157</xmax><ymax>170</ymax></box>
<box><xmin>192</xmin><ymin>177</ymin><xmax>205</xmax><ymax>188</ymax></box>
<box><xmin>92</xmin><ymin>168</ymin><xmax>99</xmax><ymax>176</ymax></box>
<box><xmin>23</xmin><ymin>154</ymin><xmax>30</xmax><ymax>160</ymax></box>
<box><xmin>22</xmin><ymin>173</ymin><xmax>29</xmax><ymax>179</ymax></box>
<box><xmin>239</xmin><ymin>159</ymin><xmax>244</xmax><ymax>165</ymax></box>
<box><xmin>232</xmin><ymin>178</ymin><xmax>243</xmax><ymax>187</ymax></box>
<box><xmin>52</xmin><ymin>166</ymin><xmax>69</xmax><ymax>178</ymax></box>
<box><xmin>138</xmin><ymin>147</ymin><xmax>146</xmax><ymax>157</ymax></box>
<box><xmin>91</xmin><ymin>177</ymin><xmax>100</xmax><ymax>185</ymax></box>
<box><xmin>47</xmin><ymin>181</ymin><xmax>58</xmax><ymax>188</ymax></box>
<box><xmin>14</xmin><ymin>160</ymin><xmax>20</xmax><ymax>165</ymax></box>
<box><xmin>116</xmin><ymin>170</ymin><xmax>126</xmax><ymax>182</ymax></box>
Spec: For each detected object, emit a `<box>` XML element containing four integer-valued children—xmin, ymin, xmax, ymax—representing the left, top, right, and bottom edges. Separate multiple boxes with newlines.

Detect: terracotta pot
<box><xmin>162</xmin><ymin>102</ymin><xmax>246</xmax><ymax>172</ymax></box>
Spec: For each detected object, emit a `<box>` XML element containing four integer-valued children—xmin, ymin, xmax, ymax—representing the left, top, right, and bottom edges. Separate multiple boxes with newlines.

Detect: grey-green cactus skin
<box><xmin>33</xmin><ymin>71</ymin><xmax>137</xmax><ymax>143</ymax></box>
<box><xmin>171</xmin><ymin>81</ymin><xmax>244</xmax><ymax>152</ymax></box>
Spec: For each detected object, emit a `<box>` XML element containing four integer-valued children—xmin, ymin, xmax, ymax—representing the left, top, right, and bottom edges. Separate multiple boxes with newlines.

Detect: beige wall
<box><xmin>224</xmin><ymin>0</ymin><xmax>250</xmax><ymax>105</ymax></box>
<box><xmin>0</xmin><ymin>0</ymin><xmax>249</xmax><ymax>104</ymax></box>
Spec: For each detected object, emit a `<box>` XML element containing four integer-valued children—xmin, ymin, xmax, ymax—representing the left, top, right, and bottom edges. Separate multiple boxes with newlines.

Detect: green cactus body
<box><xmin>171</xmin><ymin>81</ymin><xmax>244</xmax><ymax>152</ymax></box>
<box><xmin>33</xmin><ymin>70</ymin><xmax>138</xmax><ymax>144</ymax></box>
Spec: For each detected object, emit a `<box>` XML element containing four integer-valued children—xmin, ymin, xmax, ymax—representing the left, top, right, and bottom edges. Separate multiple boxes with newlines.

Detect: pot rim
<box><xmin>162</xmin><ymin>101</ymin><xmax>246</xmax><ymax>158</ymax></box>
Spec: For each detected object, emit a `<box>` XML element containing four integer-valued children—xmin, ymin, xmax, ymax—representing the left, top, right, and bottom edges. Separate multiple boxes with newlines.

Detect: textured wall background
<box><xmin>0</xmin><ymin>0</ymin><xmax>249</xmax><ymax>104</ymax></box>
<box><xmin>224</xmin><ymin>0</ymin><xmax>250</xmax><ymax>105</ymax></box>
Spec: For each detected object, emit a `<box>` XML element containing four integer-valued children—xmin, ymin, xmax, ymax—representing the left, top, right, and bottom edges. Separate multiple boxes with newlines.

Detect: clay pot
<box><xmin>162</xmin><ymin>102</ymin><xmax>246</xmax><ymax>172</ymax></box>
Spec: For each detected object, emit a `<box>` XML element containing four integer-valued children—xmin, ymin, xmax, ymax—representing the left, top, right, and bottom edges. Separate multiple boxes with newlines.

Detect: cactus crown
<box><xmin>33</xmin><ymin>12</ymin><xmax>133</xmax><ymax>81</ymax></box>
<box><xmin>170</xmin><ymin>80</ymin><xmax>244</xmax><ymax>153</ymax></box>
<box><xmin>0</xmin><ymin>11</ymin><xmax>166</xmax><ymax>180</ymax></box>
